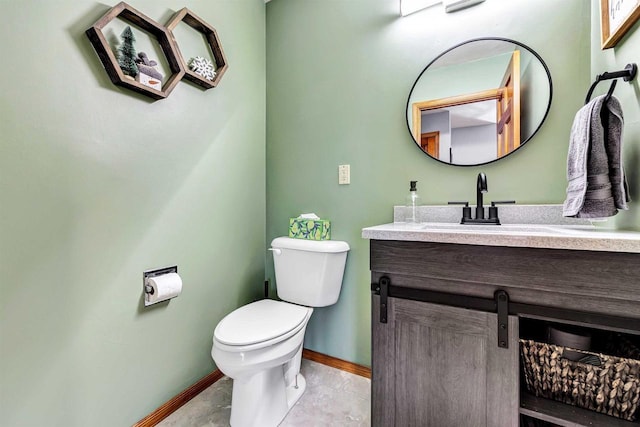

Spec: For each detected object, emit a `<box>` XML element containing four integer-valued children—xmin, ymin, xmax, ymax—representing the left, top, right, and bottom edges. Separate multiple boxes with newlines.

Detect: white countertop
<box><xmin>362</xmin><ymin>222</ymin><xmax>640</xmax><ymax>253</ymax></box>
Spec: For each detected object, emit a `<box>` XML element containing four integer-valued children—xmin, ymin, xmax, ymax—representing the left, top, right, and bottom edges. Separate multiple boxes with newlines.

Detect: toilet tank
<box><xmin>271</xmin><ymin>237</ymin><xmax>349</xmax><ymax>307</ymax></box>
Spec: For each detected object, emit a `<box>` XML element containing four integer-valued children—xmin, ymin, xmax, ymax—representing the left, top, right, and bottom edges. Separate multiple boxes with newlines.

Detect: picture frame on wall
<box><xmin>600</xmin><ymin>0</ymin><xmax>640</xmax><ymax>49</ymax></box>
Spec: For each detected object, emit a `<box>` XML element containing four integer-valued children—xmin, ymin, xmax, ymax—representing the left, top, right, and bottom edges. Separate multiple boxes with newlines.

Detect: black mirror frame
<box><xmin>405</xmin><ymin>37</ymin><xmax>553</xmax><ymax>167</ymax></box>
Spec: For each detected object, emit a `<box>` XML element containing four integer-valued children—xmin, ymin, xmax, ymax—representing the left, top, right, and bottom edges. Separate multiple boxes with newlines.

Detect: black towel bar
<box><xmin>585</xmin><ymin>63</ymin><xmax>637</xmax><ymax>104</ymax></box>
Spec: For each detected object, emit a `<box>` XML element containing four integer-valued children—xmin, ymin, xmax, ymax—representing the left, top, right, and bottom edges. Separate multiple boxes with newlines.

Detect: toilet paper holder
<box><xmin>143</xmin><ymin>265</ymin><xmax>178</xmax><ymax>298</ymax></box>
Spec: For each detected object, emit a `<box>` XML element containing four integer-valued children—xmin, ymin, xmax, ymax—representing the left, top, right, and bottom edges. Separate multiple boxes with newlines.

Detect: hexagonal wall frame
<box><xmin>86</xmin><ymin>2</ymin><xmax>185</xmax><ymax>100</ymax></box>
<box><xmin>166</xmin><ymin>8</ymin><xmax>228</xmax><ymax>90</ymax></box>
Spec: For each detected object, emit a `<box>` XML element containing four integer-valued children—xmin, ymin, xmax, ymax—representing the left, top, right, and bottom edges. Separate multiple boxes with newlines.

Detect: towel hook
<box><xmin>585</xmin><ymin>63</ymin><xmax>637</xmax><ymax>104</ymax></box>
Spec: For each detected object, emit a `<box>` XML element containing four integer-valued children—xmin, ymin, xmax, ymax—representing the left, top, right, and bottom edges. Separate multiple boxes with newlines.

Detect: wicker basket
<box><xmin>520</xmin><ymin>339</ymin><xmax>640</xmax><ymax>421</ymax></box>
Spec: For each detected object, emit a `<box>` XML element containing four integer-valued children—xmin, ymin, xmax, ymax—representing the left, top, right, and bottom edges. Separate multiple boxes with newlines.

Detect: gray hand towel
<box><xmin>563</xmin><ymin>95</ymin><xmax>629</xmax><ymax>218</ymax></box>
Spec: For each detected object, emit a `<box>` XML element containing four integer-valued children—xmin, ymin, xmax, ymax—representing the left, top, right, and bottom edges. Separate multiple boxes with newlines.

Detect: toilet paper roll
<box><xmin>146</xmin><ymin>272</ymin><xmax>182</xmax><ymax>305</ymax></box>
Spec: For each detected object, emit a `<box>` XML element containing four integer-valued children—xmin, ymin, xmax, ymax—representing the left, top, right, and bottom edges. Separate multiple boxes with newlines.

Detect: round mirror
<box><xmin>406</xmin><ymin>37</ymin><xmax>552</xmax><ymax>166</ymax></box>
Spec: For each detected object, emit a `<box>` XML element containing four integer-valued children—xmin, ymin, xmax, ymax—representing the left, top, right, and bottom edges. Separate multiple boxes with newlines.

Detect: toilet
<box><xmin>211</xmin><ymin>237</ymin><xmax>350</xmax><ymax>427</ymax></box>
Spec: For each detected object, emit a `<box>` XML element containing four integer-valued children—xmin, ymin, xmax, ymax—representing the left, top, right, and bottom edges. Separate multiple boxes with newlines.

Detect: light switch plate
<box><xmin>338</xmin><ymin>165</ymin><xmax>350</xmax><ymax>185</ymax></box>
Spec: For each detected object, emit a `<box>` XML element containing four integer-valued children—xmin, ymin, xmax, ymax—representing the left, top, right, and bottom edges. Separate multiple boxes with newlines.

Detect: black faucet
<box><xmin>476</xmin><ymin>172</ymin><xmax>487</xmax><ymax>220</ymax></box>
<box><xmin>448</xmin><ymin>173</ymin><xmax>515</xmax><ymax>225</ymax></box>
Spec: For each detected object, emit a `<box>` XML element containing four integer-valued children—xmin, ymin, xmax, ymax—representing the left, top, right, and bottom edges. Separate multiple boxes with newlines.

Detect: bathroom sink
<box><xmin>364</xmin><ymin>205</ymin><xmax>640</xmax><ymax>253</ymax></box>
<box><xmin>420</xmin><ymin>222</ymin><xmax>575</xmax><ymax>234</ymax></box>
<box><xmin>363</xmin><ymin>218</ymin><xmax>640</xmax><ymax>253</ymax></box>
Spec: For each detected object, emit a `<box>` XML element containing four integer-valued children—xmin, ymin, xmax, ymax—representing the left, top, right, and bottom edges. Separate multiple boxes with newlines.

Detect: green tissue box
<box><xmin>288</xmin><ymin>218</ymin><xmax>331</xmax><ymax>240</ymax></box>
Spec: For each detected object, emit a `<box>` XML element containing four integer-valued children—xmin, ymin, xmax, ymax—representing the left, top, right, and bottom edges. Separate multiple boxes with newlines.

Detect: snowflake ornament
<box><xmin>189</xmin><ymin>56</ymin><xmax>216</xmax><ymax>81</ymax></box>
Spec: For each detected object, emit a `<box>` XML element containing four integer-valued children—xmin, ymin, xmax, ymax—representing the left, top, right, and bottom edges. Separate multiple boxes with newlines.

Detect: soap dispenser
<box><xmin>406</xmin><ymin>180</ymin><xmax>422</xmax><ymax>223</ymax></box>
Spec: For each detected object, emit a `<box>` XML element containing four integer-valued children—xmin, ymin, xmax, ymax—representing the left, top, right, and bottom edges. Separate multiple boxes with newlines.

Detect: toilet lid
<box><xmin>214</xmin><ymin>299</ymin><xmax>310</xmax><ymax>346</ymax></box>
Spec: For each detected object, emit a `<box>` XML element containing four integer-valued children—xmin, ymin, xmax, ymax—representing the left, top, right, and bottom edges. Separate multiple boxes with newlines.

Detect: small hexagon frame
<box><xmin>86</xmin><ymin>2</ymin><xmax>185</xmax><ymax>100</ymax></box>
<box><xmin>166</xmin><ymin>8</ymin><xmax>229</xmax><ymax>90</ymax></box>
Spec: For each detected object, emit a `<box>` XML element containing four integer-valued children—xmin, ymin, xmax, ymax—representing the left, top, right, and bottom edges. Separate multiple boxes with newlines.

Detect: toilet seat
<box><xmin>214</xmin><ymin>299</ymin><xmax>311</xmax><ymax>349</ymax></box>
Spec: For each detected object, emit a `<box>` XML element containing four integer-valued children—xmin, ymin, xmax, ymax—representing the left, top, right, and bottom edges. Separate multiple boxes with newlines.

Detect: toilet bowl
<box><xmin>212</xmin><ymin>299</ymin><xmax>313</xmax><ymax>427</ymax></box>
<box><xmin>211</xmin><ymin>237</ymin><xmax>349</xmax><ymax>427</ymax></box>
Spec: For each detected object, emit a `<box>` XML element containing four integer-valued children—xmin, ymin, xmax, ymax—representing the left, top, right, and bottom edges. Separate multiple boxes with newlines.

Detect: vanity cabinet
<box><xmin>369</xmin><ymin>239</ymin><xmax>640</xmax><ymax>427</ymax></box>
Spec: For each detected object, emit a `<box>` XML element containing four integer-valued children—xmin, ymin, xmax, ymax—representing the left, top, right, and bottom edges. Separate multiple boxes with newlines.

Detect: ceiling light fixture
<box><xmin>400</xmin><ymin>0</ymin><xmax>486</xmax><ymax>16</ymax></box>
<box><xmin>443</xmin><ymin>0</ymin><xmax>486</xmax><ymax>13</ymax></box>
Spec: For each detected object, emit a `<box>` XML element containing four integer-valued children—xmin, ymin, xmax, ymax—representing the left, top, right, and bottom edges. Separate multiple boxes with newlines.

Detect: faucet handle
<box><xmin>490</xmin><ymin>200</ymin><xmax>516</xmax><ymax>206</ymax></box>
<box><xmin>489</xmin><ymin>200</ymin><xmax>516</xmax><ymax>220</ymax></box>
<box><xmin>448</xmin><ymin>201</ymin><xmax>471</xmax><ymax>222</ymax></box>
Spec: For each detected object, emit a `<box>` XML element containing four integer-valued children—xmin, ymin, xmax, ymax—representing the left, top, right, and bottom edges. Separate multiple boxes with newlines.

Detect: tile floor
<box><xmin>157</xmin><ymin>359</ymin><xmax>371</xmax><ymax>426</ymax></box>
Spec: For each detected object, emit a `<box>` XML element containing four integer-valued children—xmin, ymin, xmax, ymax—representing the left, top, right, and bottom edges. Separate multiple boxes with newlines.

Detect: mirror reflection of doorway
<box><xmin>420</xmin><ymin>100</ymin><xmax>498</xmax><ymax>163</ymax></box>
<box><xmin>420</xmin><ymin>131</ymin><xmax>439</xmax><ymax>158</ymax></box>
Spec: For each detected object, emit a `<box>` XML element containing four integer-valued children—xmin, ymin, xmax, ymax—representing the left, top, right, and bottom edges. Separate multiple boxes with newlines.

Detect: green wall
<box><xmin>590</xmin><ymin>0</ymin><xmax>640</xmax><ymax>230</ymax></box>
<box><xmin>0</xmin><ymin>1</ymin><xmax>265</xmax><ymax>426</ymax></box>
<box><xmin>266</xmin><ymin>0</ymin><xmax>591</xmax><ymax>366</ymax></box>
